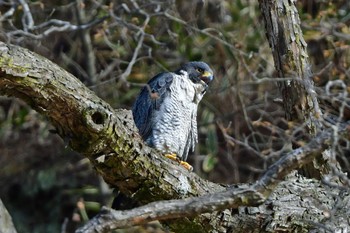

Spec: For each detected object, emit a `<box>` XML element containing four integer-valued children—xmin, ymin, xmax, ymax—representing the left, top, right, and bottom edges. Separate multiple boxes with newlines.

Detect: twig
<box><xmin>18</xmin><ymin>0</ymin><xmax>34</xmax><ymax>31</ymax></box>
<box><xmin>7</xmin><ymin>16</ymin><xmax>108</xmax><ymax>40</ymax></box>
<box><xmin>0</xmin><ymin>4</ymin><xmax>16</xmax><ymax>22</ymax></box>
<box><xmin>114</xmin><ymin>1</ymin><xmax>150</xmax><ymax>85</ymax></box>
<box><xmin>118</xmin><ymin>32</ymin><xmax>145</xmax><ymax>85</ymax></box>
<box><xmin>75</xmin><ymin>0</ymin><xmax>97</xmax><ymax>84</ymax></box>
<box><xmin>162</xmin><ymin>11</ymin><xmax>250</xmax><ymax>58</ymax></box>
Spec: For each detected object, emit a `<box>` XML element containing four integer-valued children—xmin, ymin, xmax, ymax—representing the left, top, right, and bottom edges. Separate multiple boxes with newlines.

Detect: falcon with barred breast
<box><xmin>132</xmin><ymin>61</ymin><xmax>214</xmax><ymax>170</ymax></box>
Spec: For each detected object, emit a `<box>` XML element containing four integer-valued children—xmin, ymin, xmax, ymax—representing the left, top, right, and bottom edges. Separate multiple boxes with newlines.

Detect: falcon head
<box><xmin>176</xmin><ymin>61</ymin><xmax>214</xmax><ymax>86</ymax></box>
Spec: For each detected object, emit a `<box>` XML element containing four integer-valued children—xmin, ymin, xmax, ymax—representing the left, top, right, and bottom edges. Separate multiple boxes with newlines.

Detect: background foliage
<box><xmin>0</xmin><ymin>0</ymin><xmax>349</xmax><ymax>232</ymax></box>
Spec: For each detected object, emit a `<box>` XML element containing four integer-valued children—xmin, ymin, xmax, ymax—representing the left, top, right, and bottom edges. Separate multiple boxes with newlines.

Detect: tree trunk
<box><xmin>258</xmin><ymin>0</ymin><xmax>330</xmax><ymax>179</ymax></box>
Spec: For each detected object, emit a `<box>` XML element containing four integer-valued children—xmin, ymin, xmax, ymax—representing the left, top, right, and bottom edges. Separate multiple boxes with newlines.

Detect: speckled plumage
<box><xmin>132</xmin><ymin>62</ymin><xmax>214</xmax><ymax>161</ymax></box>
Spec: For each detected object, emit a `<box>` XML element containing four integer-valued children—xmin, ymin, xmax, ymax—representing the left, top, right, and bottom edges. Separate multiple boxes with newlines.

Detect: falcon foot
<box><xmin>165</xmin><ymin>153</ymin><xmax>178</xmax><ymax>161</ymax></box>
<box><xmin>164</xmin><ymin>153</ymin><xmax>193</xmax><ymax>171</ymax></box>
<box><xmin>179</xmin><ymin>161</ymin><xmax>193</xmax><ymax>172</ymax></box>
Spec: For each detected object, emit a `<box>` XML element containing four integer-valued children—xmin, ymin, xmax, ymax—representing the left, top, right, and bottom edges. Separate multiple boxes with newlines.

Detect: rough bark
<box><xmin>77</xmin><ymin>121</ymin><xmax>350</xmax><ymax>232</ymax></box>
<box><xmin>259</xmin><ymin>0</ymin><xmax>322</xmax><ymax>126</ymax></box>
<box><xmin>1</xmin><ymin>42</ymin><xmax>350</xmax><ymax>233</ymax></box>
<box><xmin>0</xmin><ymin>41</ymin><xmax>225</xmax><ymax>232</ymax></box>
<box><xmin>258</xmin><ymin>0</ymin><xmax>330</xmax><ymax>178</ymax></box>
<box><xmin>77</xmin><ymin>173</ymin><xmax>350</xmax><ymax>233</ymax></box>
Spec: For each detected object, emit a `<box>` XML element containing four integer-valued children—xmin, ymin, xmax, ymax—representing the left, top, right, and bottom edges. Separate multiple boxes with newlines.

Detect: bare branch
<box><xmin>7</xmin><ymin>16</ymin><xmax>108</xmax><ymax>40</ymax></box>
<box><xmin>109</xmin><ymin>3</ymin><xmax>150</xmax><ymax>85</ymax></box>
<box><xmin>0</xmin><ymin>4</ymin><xmax>16</xmax><ymax>22</ymax></box>
<box><xmin>75</xmin><ymin>0</ymin><xmax>97</xmax><ymax>84</ymax></box>
<box><xmin>76</xmin><ymin>185</ymin><xmax>263</xmax><ymax>233</ymax></box>
<box><xmin>18</xmin><ymin>0</ymin><xmax>34</xmax><ymax>31</ymax></box>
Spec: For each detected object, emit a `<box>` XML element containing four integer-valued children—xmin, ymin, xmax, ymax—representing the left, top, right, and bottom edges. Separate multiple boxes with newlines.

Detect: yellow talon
<box><xmin>179</xmin><ymin>161</ymin><xmax>193</xmax><ymax>172</ymax></box>
<box><xmin>164</xmin><ymin>153</ymin><xmax>193</xmax><ymax>171</ymax></box>
<box><xmin>165</xmin><ymin>153</ymin><xmax>178</xmax><ymax>161</ymax></box>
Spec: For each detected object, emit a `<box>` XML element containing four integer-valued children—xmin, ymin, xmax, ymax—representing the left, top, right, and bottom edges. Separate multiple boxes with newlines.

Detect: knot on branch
<box><xmin>84</xmin><ymin>107</ymin><xmax>111</xmax><ymax>133</ymax></box>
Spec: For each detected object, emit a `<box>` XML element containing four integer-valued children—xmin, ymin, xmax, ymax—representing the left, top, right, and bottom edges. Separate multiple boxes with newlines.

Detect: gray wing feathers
<box><xmin>132</xmin><ymin>72</ymin><xmax>174</xmax><ymax>141</ymax></box>
<box><xmin>182</xmin><ymin>112</ymin><xmax>198</xmax><ymax>161</ymax></box>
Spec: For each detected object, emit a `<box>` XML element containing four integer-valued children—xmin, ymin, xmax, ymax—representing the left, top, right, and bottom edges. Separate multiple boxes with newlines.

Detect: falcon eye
<box><xmin>196</xmin><ymin>68</ymin><xmax>204</xmax><ymax>73</ymax></box>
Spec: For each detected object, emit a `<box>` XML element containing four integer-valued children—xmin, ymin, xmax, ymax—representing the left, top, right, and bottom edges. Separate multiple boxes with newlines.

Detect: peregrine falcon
<box><xmin>132</xmin><ymin>61</ymin><xmax>214</xmax><ymax>170</ymax></box>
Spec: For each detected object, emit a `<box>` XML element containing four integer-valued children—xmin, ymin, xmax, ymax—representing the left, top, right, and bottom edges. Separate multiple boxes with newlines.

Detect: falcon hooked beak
<box><xmin>200</xmin><ymin>70</ymin><xmax>214</xmax><ymax>85</ymax></box>
<box><xmin>198</xmin><ymin>70</ymin><xmax>213</xmax><ymax>94</ymax></box>
<box><xmin>179</xmin><ymin>62</ymin><xmax>214</xmax><ymax>87</ymax></box>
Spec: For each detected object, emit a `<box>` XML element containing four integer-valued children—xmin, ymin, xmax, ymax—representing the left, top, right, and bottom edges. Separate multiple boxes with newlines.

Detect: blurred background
<box><xmin>0</xmin><ymin>0</ymin><xmax>349</xmax><ymax>232</ymax></box>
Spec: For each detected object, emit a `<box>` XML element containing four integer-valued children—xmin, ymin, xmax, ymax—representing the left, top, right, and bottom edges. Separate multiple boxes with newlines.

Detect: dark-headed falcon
<box><xmin>132</xmin><ymin>61</ymin><xmax>214</xmax><ymax>170</ymax></box>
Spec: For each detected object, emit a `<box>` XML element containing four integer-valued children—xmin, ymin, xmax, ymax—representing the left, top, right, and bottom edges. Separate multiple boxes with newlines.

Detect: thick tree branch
<box><xmin>0</xmin><ymin>41</ymin><xmax>223</xmax><ymax>231</ymax></box>
<box><xmin>77</xmin><ymin>121</ymin><xmax>350</xmax><ymax>232</ymax></box>
<box><xmin>77</xmin><ymin>186</ymin><xmax>262</xmax><ymax>233</ymax></box>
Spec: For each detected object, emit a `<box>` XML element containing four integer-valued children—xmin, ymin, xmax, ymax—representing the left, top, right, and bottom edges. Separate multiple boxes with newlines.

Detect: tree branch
<box><xmin>0</xmin><ymin>41</ymin><xmax>223</xmax><ymax>231</ymax></box>
<box><xmin>76</xmin><ymin>185</ymin><xmax>262</xmax><ymax>233</ymax></box>
<box><xmin>1</xmin><ymin>41</ymin><xmax>349</xmax><ymax>232</ymax></box>
<box><xmin>76</xmin><ymin>120</ymin><xmax>350</xmax><ymax>232</ymax></box>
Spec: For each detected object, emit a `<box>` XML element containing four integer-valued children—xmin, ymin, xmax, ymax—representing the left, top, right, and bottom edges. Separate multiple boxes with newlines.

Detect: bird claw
<box><xmin>165</xmin><ymin>153</ymin><xmax>178</xmax><ymax>161</ymax></box>
<box><xmin>179</xmin><ymin>161</ymin><xmax>193</xmax><ymax>172</ymax></box>
<box><xmin>164</xmin><ymin>153</ymin><xmax>193</xmax><ymax>171</ymax></box>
